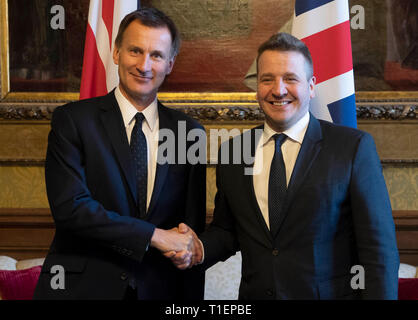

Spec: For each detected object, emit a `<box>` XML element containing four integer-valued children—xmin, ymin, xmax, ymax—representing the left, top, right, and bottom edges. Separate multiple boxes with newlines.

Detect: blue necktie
<box><xmin>130</xmin><ymin>113</ymin><xmax>147</xmax><ymax>219</ymax></box>
<box><xmin>268</xmin><ymin>133</ymin><xmax>287</xmax><ymax>235</ymax></box>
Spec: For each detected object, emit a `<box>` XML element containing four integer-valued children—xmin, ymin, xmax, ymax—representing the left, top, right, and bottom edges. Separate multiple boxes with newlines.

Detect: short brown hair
<box><xmin>115</xmin><ymin>7</ymin><xmax>181</xmax><ymax>58</ymax></box>
<box><xmin>256</xmin><ymin>32</ymin><xmax>314</xmax><ymax>79</ymax></box>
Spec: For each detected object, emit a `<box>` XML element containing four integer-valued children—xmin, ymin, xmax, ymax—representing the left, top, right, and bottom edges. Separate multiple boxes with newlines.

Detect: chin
<box><xmin>266</xmin><ymin>115</ymin><xmax>295</xmax><ymax>130</ymax></box>
<box><xmin>127</xmin><ymin>85</ymin><xmax>152</xmax><ymax>96</ymax></box>
<box><xmin>269</xmin><ymin>112</ymin><xmax>294</xmax><ymax>124</ymax></box>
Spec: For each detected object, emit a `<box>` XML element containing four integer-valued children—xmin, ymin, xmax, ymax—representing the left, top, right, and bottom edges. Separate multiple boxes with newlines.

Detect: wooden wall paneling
<box><xmin>0</xmin><ymin>208</ymin><xmax>54</xmax><ymax>260</ymax></box>
<box><xmin>0</xmin><ymin>207</ymin><xmax>417</xmax><ymax>267</ymax></box>
<box><xmin>394</xmin><ymin>210</ymin><xmax>418</xmax><ymax>266</ymax></box>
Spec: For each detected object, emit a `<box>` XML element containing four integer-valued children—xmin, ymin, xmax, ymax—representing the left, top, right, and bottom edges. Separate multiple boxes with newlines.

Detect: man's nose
<box><xmin>271</xmin><ymin>79</ymin><xmax>287</xmax><ymax>96</ymax></box>
<box><xmin>136</xmin><ymin>55</ymin><xmax>151</xmax><ymax>73</ymax></box>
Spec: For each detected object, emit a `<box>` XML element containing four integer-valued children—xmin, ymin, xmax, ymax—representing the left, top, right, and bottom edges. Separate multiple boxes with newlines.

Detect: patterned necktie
<box><xmin>130</xmin><ymin>113</ymin><xmax>147</xmax><ymax>218</ymax></box>
<box><xmin>268</xmin><ymin>133</ymin><xmax>287</xmax><ymax>235</ymax></box>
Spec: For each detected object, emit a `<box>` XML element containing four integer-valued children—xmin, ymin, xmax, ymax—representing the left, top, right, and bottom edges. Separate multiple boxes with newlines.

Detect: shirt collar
<box><xmin>262</xmin><ymin>111</ymin><xmax>310</xmax><ymax>146</ymax></box>
<box><xmin>114</xmin><ymin>86</ymin><xmax>158</xmax><ymax>131</ymax></box>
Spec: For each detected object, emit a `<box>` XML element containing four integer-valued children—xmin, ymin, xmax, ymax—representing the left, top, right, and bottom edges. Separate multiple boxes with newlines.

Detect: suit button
<box><xmin>272</xmin><ymin>249</ymin><xmax>279</xmax><ymax>256</ymax></box>
<box><xmin>266</xmin><ymin>289</ymin><xmax>274</xmax><ymax>297</ymax></box>
<box><xmin>120</xmin><ymin>272</ymin><xmax>128</xmax><ymax>281</ymax></box>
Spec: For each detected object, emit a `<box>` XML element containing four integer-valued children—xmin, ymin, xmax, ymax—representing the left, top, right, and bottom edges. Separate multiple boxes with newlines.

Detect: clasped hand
<box><xmin>150</xmin><ymin>223</ymin><xmax>202</xmax><ymax>270</ymax></box>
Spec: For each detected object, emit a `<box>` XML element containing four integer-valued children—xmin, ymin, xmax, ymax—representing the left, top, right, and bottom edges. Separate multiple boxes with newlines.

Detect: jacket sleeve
<box><xmin>350</xmin><ymin>132</ymin><xmax>400</xmax><ymax>299</ymax></box>
<box><xmin>45</xmin><ymin>105</ymin><xmax>155</xmax><ymax>263</ymax></box>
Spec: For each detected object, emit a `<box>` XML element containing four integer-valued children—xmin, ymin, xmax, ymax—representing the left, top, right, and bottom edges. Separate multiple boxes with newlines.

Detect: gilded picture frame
<box><xmin>1</xmin><ymin>0</ymin><xmax>418</xmax><ymax>105</ymax></box>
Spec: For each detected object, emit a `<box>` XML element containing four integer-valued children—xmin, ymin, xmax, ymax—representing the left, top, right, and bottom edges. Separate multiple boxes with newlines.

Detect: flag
<box><xmin>80</xmin><ymin>0</ymin><xmax>140</xmax><ymax>100</ymax></box>
<box><xmin>292</xmin><ymin>0</ymin><xmax>357</xmax><ymax>128</ymax></box>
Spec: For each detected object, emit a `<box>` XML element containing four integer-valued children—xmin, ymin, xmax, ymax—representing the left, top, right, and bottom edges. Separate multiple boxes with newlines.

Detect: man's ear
<box><xmin>166</xmin><ymin>56</ymin><xmax>176</xmax><ymax>74</ymax></box>
<box><xmin>309</xmin><ymin>76</ymin><xmax>316</xmax><ymax>98</ymax></box>
<box><xmin>113</xmin><ymin>46</ymin><xmax>120</xmax><ymax>65</ymax></box>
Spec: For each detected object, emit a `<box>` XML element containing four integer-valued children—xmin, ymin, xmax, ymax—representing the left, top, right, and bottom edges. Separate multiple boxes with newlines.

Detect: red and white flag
<box><xmin>292</xmin><ymin>0</ymin><xmax>357</xmax><ymax>128</ymax></box>
<box><xmin>244</xmin><ymin>0</ymin><xmax>356</xmax><ymax>128</ymax></box>
<box><xmin>80</xmin><ymin>0</ymin><xmax>139</xmax><ymax>100</ymax></box>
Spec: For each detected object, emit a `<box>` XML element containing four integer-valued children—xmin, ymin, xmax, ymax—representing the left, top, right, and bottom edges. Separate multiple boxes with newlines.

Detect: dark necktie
<box><xmin>130</xmin><ymin>113</ymin><xmax>147</xmax><ymax>218</ymax></box>
<box><xmin>268</xmin><ymin>133</ymin><xmax>287</xmax><ymax>235</ymax></box>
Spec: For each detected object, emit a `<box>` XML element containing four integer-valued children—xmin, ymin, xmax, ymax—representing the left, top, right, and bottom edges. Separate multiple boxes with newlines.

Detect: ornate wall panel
<box><xmin>0</xmin><ymin>166</ymin><xmax>48</xmax><ymax>208</ymax></box>
<box><xmin>383</xmin><ymin>167</ymin><xmax>418</xmax><ymax>210</ymax></box>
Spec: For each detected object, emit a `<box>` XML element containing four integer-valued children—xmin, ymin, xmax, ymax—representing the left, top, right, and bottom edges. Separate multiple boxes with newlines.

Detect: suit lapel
<box><xmin>99</xmin><ymin>92</ymin><xmax>138</xmax><ymax>206</ymax></box>
<box><xmin>272</xmin><ymin>115</ymin><xmax>323</xmax><ymax>238</ymax></box>
<box><xmin>147</xmin><ymin>102</ymin><xmax>170</xmax><ymax>217</ymax></box>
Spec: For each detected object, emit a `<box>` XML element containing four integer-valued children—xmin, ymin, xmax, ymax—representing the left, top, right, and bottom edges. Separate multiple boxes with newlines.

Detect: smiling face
<box><xmin>257</xmin><ymin>50</ymin><xmax>316</xmax><ymax>132</ymax></box>
<box><xmin>113</xmin><ymin>20</ymin><xmax>175</xmax><ymax>110</ymax></box>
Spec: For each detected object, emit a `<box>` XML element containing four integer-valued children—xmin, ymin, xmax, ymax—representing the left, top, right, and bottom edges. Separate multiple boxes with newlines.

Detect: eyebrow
<box><xmin>283</xmin><ymin>72</ymin><xmax>300</xmax><ymax>78</ymax></box>
<box><xmin>259</xmin><ymin>72</ymin><xmax>300</xmax><ymax>78</ymax></box>
<box><xmin>259</xmin><ymin>73</ymin><xmax>275</xmax><ymax>78</ymax></box>
<box><xmin>151</xmin><ymin>49</ymin><xmax>166</xmax><ymax>57</ymax></box>
<box><xmin>127</xmin><ymin>45</ymin><xmax>166</xmax><ymax>58</ymax></box>
<box><xmin>128</xmin><ymin>45</ymin><xmax>142</xmax><ymax>51</ymax></box>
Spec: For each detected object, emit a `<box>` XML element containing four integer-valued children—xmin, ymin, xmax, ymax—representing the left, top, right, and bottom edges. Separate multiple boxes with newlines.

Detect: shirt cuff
<box><xmin>196</xmin><ymin>239</ymin><xmax>205</xmax><ymax>264</ymax></box>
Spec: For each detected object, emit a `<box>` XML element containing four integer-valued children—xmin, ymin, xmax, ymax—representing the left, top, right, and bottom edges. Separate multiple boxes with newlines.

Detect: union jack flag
<box><xmin>292</xmin><ymin>0</ymin><xmax>357</xmax><ymax>128</ymax></box>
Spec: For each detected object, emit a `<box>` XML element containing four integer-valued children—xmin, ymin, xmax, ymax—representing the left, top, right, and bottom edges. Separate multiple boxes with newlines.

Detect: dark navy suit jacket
<box><xmin>200</xmin><ymin>115</ymin><xmax>399</xmax><ymax>300</ymax></box>
<box><xmin>34</xmin><ymin>91</ymin><xmax>206</xmax><ymax>300</ymax></box>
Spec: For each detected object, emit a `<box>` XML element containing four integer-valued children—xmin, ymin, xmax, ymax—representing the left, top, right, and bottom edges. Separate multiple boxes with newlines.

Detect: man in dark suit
<box><xmin>34</xmin><ymin>8</ymin><xmax>206</xmax><ymax>300</ymax></box>
<box><xmin>168</xmin><ymin>33</ymin><xmax>399</xmax><ymax>299</ymax></box>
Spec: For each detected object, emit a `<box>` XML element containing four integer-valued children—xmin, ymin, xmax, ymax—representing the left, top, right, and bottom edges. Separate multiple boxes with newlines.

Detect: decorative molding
<box><xmin>393</xmin><ymin>210</ymin><xmax>418</xmax><ymax>229</ymax></box>
<box><xmin>0</xmin><ymin>0</ymin><xmax>9</xmax><ymax>99</ymax></box>
<box><xmin>0</xmin><ymin>208</ymin><xmax>417</xmax><ymax>262</ymax></box>
<box><xmin>0</xmin><ymin>208</ymin><xmax>53</xmax><ymax>226</ymax></box>
<box><xmin>0</xmin><ymin>103</ymin><xmax>55</xmax><ymax>120</ymax></box>
<box><xmin>0</xmin><ymin>207</ymin><xmax>415</xmax><ymax>228</ymax></box>
<box><xmin>381</xmin><ymin>159</ymin><xmax>418</xmax><ymax>166</ymax></box>
<box><xmin>174</xmin><ymin>105</ymin><xmax>264</xmax><ymax>122</ymax></box>
<box><xmin>356</xmin><ymin>104</ymin><xmax>417</xmax><ymax>120</ymax></box>
<box><xmin>0</xmin><ymin>101</ymin><xmax>417</xmax><ymax>121</ymax></box>
<box><xmin>0</xmin><ymin>159</ymin><xmax>46</xmax><ymax>166</ymax></box>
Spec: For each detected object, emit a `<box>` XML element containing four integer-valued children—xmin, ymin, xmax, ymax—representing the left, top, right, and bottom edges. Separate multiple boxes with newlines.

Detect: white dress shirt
<box><xmin>114</xmin><ymin>86</ymin><xmax>159</xmax><ymax>211</ymax></box>
<box><xmin>253</xmin><ymin>112</ymin><xmax>310</xmax><ymax>230</ymax></box>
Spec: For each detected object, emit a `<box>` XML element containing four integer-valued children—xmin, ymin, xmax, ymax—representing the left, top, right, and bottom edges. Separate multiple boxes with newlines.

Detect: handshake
<box><xmin>150</xmin><ymin>223</ymin><xmax>203</xmax><ymax>270</ymax></box>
